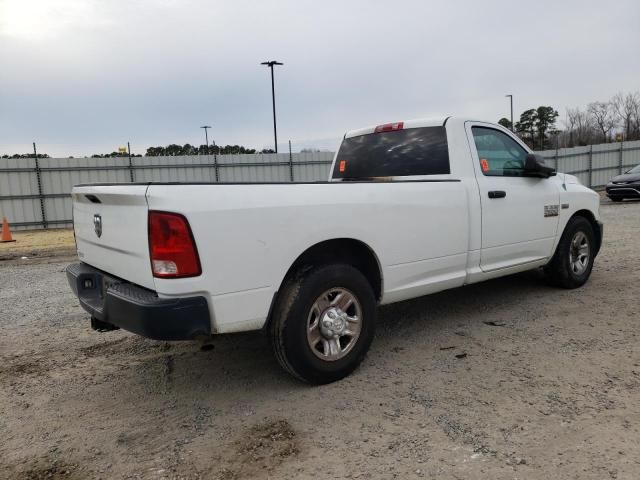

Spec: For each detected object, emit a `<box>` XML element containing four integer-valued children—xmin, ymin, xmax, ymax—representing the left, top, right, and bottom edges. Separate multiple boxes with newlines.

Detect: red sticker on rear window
<box><xmin>339</xmin><ymin>160</ymin><xmax>346</xmax><ymax>172</ymax></box>
<box><xmin>480</xmin><ymin>158</ymin><xmax>489</xmax><ymax>172</ymax></box>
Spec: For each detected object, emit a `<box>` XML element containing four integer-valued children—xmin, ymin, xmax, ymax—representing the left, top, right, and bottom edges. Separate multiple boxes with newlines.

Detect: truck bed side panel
<box><xmin>147</xmin><ymin>182</ymin><xmax>469</xmax><ymax>333</ymax></box>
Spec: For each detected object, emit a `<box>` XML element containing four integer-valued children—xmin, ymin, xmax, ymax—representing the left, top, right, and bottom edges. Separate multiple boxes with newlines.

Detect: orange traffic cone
<box><xmin>1</xmin><ymin>217</ymin><xmax>16</xmax><ymax>243</ymax></box>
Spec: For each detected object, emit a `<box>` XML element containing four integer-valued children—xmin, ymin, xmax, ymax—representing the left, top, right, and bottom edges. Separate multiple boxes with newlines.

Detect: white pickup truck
<box><xmin>67</xmin><ymin>117</ymin><xmax>603</xmax><ymax>384</ymax></box>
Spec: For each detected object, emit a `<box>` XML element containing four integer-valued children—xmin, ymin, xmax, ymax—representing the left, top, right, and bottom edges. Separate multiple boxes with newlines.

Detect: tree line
<box><xmin>499</xmin><ymin>90</ymin><xmax>640</xmax><ymax>150</ymax></box>
<box><xmin>145</xmin><ymin>144</ymin><xmax>275</xmax><ymax>156</ymax></box>
<box><xmin>1</xmin><ymin>153</ymin><xmax>50</xmax><ymax>159</ymax></box>
<box><xmin>91</xmin><ymin>152</ymin><xmax>142</xmax><ymax>158</ymax></box>
<box><xmin>1</xmin><ymin>144</ymin><xmax>274</xmax><ymax>159</ymax></box>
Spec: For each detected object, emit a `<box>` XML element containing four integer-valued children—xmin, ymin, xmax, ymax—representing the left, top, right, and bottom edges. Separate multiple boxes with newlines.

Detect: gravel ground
<box><xmin>1</xmin><ymin>200</ymin><xmax>639</xmax><ymax>480</ymax></box>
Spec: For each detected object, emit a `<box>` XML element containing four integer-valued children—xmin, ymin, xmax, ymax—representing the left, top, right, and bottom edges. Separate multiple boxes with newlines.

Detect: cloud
<box><xmin>0</xmin><ymin>0</ymin><xmax>113</xmax><ymax>41</ymax></box>
<box><xmin>1</xmin><ymin>0</ymin><xmax>639</xmax><ymax>156</ymax></box>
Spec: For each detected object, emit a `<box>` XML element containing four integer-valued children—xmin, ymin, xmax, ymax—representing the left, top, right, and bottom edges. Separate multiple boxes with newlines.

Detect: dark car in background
<box><xmin>606</xmin><ymin>164</ymin><xmax>640</xmax><ymax>202</ymax></box>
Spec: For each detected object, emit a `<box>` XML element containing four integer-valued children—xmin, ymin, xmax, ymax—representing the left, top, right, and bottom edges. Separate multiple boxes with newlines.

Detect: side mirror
<box><xmin>524</xmin><ymin>153</ymin><xmax>556</xmax><ymax>178</ymax></box>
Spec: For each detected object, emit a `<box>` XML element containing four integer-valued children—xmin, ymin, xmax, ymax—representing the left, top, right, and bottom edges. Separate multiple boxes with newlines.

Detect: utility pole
<box><xmin>288</xmin><ymin>139</ymin><xmax>294</xmax><ymax>182</ymax></box>
<box><xmin>212</xmin><ymin>140</ymin><xmax>219</xmax><ymax>182</ymax></box>
<box><xmin>127</xmin><ymin>141</ymin><xmax>134</xmax><ymax>182</ymax></box>
<box><xmin>505</xmin><ymin>94</ymin><xmax>514</xmax><ymax>132</ymax></box>
<box><xmin>33</xmin><ymin>142</ymin><xmax>47</xmax><ymax>228</ymax></box>
<box><xmin>200</xmin><ymin>125</ymin><xmax>211</xmax><ymax>153</ymax></box>
<box><xmin>261</xmin><ymin>60</ymin><xmax>283</xmax><ymax>153</ymax></box>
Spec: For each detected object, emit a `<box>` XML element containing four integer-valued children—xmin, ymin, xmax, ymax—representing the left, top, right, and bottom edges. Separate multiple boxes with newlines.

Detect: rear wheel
<box><xmin>270</xmin><ymin>264</ymin><xmax>376</xmax><ymax>384</ymax></box>
<box><xmin>544</xmin><ymin>216</ymin><xmax>595</xmax><ymax>289</ymax></box>
<box><xmin>610</xmin><ymin>197</ymin><xmax>623</xmax><ymax>202</ymax></box>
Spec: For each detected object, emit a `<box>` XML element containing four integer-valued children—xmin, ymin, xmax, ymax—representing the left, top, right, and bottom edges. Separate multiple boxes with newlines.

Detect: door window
<box><xmin>472</xmin><ymin>127</ymin><xmax>527</xmax><ymax>177</ymax></box>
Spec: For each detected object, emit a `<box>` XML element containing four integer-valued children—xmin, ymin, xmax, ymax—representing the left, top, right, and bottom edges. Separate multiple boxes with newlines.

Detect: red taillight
<box><xmin>148</xmin><ymin>211</ymin><xmax>201</xmax><ymax>278</ymax></box>
<box><xmin>374</xmin><ymin>121</ymin><xmax>404</xmax><ymax>133</ymax></box>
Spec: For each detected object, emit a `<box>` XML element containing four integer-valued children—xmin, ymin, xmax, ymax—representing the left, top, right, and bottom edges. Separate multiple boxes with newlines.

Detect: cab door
<box><xmin>465</xmin><ymin>122</ymin><xmax>560</xmax><ymax>272</ymax></box>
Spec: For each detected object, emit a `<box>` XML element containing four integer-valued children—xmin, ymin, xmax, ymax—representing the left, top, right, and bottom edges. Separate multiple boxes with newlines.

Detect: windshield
<box><xmin>627</xmin><ymin>164</ymin><xmax>640</xmax><ymax>174</ymax></box>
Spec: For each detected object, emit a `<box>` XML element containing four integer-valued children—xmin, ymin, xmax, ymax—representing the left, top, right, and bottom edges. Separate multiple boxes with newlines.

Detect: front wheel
<box><xmin>269</xmin><ymin>264</ymin><xmax>376</xmax><ymax>384</ymax></box>
<box><xmin>544</xmin><ymin>216</ymin><xmax>596</xmax><ymax>289</ymax></box>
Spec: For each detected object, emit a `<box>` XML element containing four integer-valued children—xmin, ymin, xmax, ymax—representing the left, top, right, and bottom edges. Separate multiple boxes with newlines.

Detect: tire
<box><xmin>269</xmin><ymin>264</ymin><xmax>376</xmax><ymax>384</ymax></box>
<box><xmin>544</xmin><ymin>216</ymin><xmax>595</xmax><ymax>289</ymax></box>
<box><xmin>610</xmin><ymin>197</ymin><xmax>623</xmax><ymax>202</ymax></box>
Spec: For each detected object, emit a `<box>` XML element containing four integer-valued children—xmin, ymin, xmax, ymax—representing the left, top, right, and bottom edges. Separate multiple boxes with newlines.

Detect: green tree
<box><xmin>498</xmin><ymin>117</ymin><xmax>512</xmax><ymax>130</ymax></box>
<box><xmin>145</xmin><ymin>146</ymin><xmax>165</xmax><ymax>156</ymax></box>
<box><xmin>535</xmin><ymin>106</ymin><xmax>559</xmax><ymax>149</ymax></box>
<box><xmin>164</xmin><ymin>144</ymin><xmax>183</xmax><ymax>156</ymax></box>
<box><xmin>515</xmin><ymin>109</ymin><xmax>537</xmax><ymax>149</ymax></box>
<box><xmin>181</xmin><ymin>144</ymin><xmax>197</xmax><ymax>155</ymax></box>
<box><xmin>514</xmin><ymin>107</ymin><xmax>559</xmax><ymax>150</ymax></box>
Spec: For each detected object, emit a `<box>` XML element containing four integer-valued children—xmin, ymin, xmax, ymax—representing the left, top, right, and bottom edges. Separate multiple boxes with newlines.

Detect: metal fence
<box><xmin>1</xmin><ymin>139</ymin><xmax>639</xmax><ymax>230</ymax></box>
<box><xmin>0</xmin><ymin>152</ymin><xmax>334</xmax><ymax>230</ymax></box>
<box><xmin>538</xmin><ymin>139</ymin><xmax>640</xmax><ymax>188</ymax></box>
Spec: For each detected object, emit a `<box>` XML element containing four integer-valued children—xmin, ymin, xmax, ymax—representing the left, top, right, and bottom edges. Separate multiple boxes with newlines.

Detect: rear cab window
<box><xmin>332</xmin><ymin>126</ymin><xmax>450</xmax><ymax>180</ymax></box>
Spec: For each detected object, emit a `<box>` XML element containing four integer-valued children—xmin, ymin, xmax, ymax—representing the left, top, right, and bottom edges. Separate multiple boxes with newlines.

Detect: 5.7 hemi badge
<box><xmin>544</xmin><ymin>205</ymin><xmax>559</xmax><ymax>217</ymax></box>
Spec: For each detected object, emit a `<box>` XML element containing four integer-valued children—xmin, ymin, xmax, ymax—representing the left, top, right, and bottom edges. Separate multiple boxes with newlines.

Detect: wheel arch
<box><xmin>263</xmin><ymin>238</ymin><xmax>383</xmax><ymax>331</ymax></box>
<box><xmin>284</xmin><ymin>238</ymin><xmax>383</xmax><ymax>300</ymax></box>
<box><xmin>571</xmin><ymin>209</ymin><xmax>602</xmax><ymax>255</ymax></box>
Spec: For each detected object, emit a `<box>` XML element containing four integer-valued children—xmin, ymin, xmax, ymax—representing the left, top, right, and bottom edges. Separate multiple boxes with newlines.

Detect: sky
<box><xmin>1</xmin><ymin>0</ymin><xmax>639</xmax><ymax>157</ymax></box>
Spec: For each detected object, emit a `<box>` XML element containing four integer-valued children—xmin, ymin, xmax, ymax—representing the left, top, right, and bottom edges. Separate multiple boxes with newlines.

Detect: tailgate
<box><xmin>72</xmin><ymin>185</ymin><xmax>155</xmax><ymax>290</ymax></box>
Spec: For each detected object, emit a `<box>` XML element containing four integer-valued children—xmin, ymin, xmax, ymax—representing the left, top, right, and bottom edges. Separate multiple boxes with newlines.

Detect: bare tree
<box><xmin>587</xmin><ymin>102</ymin><xmax>617</xmax><ymax>143</ymax></box>
<box><xmin>564</xmin><ymin>107</ymin><xmax>597</xmax><ymax>146</ymax></box>
<box><xmin>629</xmin><ymin>92</ymin><xmax>640</xmax><ymax>140</ymax></box>
<box><xmin>561</xmin><ymin>91</ymin><xmax>640</xmax><ymax>147</ymax></box>
<box><xmin>611</xmin><ymin>92</ymin><xmax>640</xmax><ymax>140</ymax></box>
<box><xmin>564</xmin><ymin>108</ymin><xmax>579</xmax><ymax>147</ymax></box>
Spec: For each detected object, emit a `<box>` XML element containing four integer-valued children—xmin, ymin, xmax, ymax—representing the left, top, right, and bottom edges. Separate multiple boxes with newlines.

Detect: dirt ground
<box><xmin>1</xmin><ymin>199</ymin><xmax>639</xmax><ymax>480</ymax></box>
<box><xmin>0</xmin><ymin>228</ymin><xmax>75</xmax><ymax>260</ymax></box>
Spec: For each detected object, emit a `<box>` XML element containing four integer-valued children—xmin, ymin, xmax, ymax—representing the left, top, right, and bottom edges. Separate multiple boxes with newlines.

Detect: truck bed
<box><xmin>72</xmin><ymin>179</ymin><xmax>470</xmax><ymax>333</ymax></box>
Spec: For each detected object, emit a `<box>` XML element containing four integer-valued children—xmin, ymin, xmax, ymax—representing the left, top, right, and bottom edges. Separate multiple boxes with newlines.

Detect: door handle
<box><xmin>488</xmin><ymin>190</ymin><xmax>506</xmax><ymax>199</ymax></box>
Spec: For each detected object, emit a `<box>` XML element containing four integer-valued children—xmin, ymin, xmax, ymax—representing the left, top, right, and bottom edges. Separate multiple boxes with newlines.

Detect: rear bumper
<box><xmin>66</xmin><ymin>262</ymin><xmax>211</xmax><ymax>340</ymax></box>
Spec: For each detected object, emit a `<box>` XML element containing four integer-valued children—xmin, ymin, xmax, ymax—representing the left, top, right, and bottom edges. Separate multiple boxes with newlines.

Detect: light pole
<box><xmin>505</xmin><ymin>95</ymin><xmax>514</xmax><ymax>132</ymax></box>
<box><xmin>261</xmin><ymin>60</ymin><xmax>283</xmax><ymax>153</ymax></box>
<box><xmin>200</xmin><ymin>125</ymin><xmax>211</xmax><ymax>153</ymax></box>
